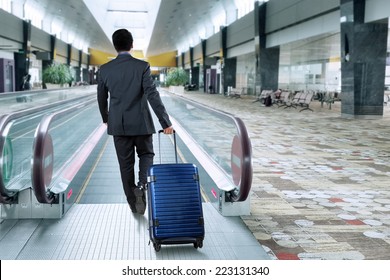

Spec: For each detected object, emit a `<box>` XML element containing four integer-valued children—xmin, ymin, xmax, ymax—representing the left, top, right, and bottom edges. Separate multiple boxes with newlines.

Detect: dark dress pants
<box><xmin>113</xmin><ymin>135</ymin><xmax>154</xmax><ymax>207</ymax></box>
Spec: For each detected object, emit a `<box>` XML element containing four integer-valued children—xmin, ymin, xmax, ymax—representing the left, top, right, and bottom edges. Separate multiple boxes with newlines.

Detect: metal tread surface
<box><xmin>0</xmin><ymin>203</ymin><xmax>269</xmax><ymax>260</ymax></box>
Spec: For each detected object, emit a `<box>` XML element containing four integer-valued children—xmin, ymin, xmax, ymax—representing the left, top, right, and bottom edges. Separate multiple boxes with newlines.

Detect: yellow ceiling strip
<box><xmin>89</xmin><ymin>48</ymin><xmax>177</xmax><ymax>68</ymax></box>
<box><xmin>146</xmin><ymin>51</ymin><xmax>177</xmax><ymax>67</ymax></box>
<box><xmin>89</xmin><ymin>48</ymin><xmax>116</xmax><ymax>65</ymax></box>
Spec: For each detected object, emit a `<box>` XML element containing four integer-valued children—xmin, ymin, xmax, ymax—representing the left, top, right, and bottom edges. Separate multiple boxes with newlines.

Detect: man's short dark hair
<box><xmin>112</xmin><ymin>29</ymin><xmax>133</xmax><ymax>52</ymax></box>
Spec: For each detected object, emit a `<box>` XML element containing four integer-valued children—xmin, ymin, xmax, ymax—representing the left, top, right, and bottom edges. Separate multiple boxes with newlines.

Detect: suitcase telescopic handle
<box><xmin>158</xmin><ymin>129</ymin><xmax>178</xmax><ymax>164</ymax></box>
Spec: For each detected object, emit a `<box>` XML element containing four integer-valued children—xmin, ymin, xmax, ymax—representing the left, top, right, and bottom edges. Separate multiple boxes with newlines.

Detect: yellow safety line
<box><xmin>75</xmin><ymin>137</ymin><xmax>110</xmax><ymax>203</ymax></box>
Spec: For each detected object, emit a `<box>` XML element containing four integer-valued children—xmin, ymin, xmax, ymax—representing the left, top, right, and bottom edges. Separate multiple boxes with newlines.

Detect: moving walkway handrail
<box><xmin>0</xmin><ymin>115</ymin><xmax>13</xmax><ymax>203</ymax></box>
<box><xmin>31</xmin><ymin>98</ymin><xmax>96</xmax><ymax>204</ymax></box>
<box><xmin>231</xmin><ymin>117</ymin><xmax>252</xmax><ymax>202</ymax></box>
<box><xmin>169</xmin><ymin>93</ymin><xmax>252</xmax><ymax>202</ymax></box>
<box><xmin>0</xmin><ymin>85</ymin><xmax>95</xmax><ymax>101</ymax></box>
<box><xmin>0</xmin><ymin>95</ymin><xmax>94</xmax><ymax>203</ymax></box>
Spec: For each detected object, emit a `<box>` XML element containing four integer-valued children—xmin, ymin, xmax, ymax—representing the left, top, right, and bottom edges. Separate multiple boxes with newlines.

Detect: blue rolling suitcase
<box><xmin>147</xmin><ymin>131</ymin><xmax>204</xmax><ymax>252</ymax></box>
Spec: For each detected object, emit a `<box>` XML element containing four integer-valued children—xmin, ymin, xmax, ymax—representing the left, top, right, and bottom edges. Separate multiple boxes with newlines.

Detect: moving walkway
<box><xmin>0</xmin><ymin>87</ymin><xmax>268</xmax><ymax>260</ymax></box>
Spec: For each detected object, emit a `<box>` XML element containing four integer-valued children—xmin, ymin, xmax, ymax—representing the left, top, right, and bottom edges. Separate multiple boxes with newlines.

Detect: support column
<box><xmin>82</xmin><ymin>53</ymin><xmax>90</xmax><ymax>83</ymax></box>
<box><xmin>189</xmin><ymin>47</ymin><xmax>194</xmax><ymax>85</ymax></box>
<box><xmin>42</xmin><ymin>35</ymin><xmax>56</xmax><ymax>89</ymax></box>
<box><xmin>14</xmin><ymin>20</ymin><xmax>31</xmax><ymax>91</ymax></box>
<box><xmin>67</xmin><ymin>44</ymin><xmax>72</xmax><ymax>66</ymax></box>
<box><xmin>76</xmin><ymin>49</ymin><xmax>82</xmax><ymax>83</ymax></box>
<box><xmin>67</xmin><ymin>44</ymin><xmax>73</xmax><ymax>86</ymax></box>
<box><xmin>254</xmin><ymin>2</ymin><xmax>280</xmax><ymax>94</ymax></box>
<box><xmin>201</xmin><ymin>39</ymin><xmax>207</xmax><ymax>92</ymax></box>
<box><xmin>221</xmin><ymin>26</ymin><xmax>236</xmax><ymax>93</ymax></box>
<box><xmin>340</xmin><ymin>0</ymin><xmax>388</xmax><ymax>118</ymax></box>
<box><xmin>189</xmin><ymin>47</ymin><xmax>194</xmax><ymax>70</ymax></box>
<box><xmin>50</xmin><ymin>35</ymin><xmax>56</xmax><ymax>62</ymax></box>
<box><xmin>181</xmin><ymin>52</ymin><xmax>185</xmax><ymax>69</ymax></box>
<box><xmin>220</xmin><ymin>26</ymin><xmax>226</xmax><ymax>94</ymax></box>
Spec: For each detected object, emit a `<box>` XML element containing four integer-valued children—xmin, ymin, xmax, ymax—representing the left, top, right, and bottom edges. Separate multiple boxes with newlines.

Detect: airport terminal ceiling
<box><xmin>3</xmin><ymin>0</ymin><xmax>389</xmax><ymax>64</ymax></box>
<box><xmin>8</xmin><ymin>0</ymin><xmax>266</xmax><ymax>58</ymax></box>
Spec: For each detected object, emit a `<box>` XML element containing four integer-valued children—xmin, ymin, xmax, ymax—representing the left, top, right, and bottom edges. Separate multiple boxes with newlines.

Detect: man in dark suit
<box><xmin>97</xmin><ymin>29</ymin><xmax>173</xmax><ymax>214</ymax></box>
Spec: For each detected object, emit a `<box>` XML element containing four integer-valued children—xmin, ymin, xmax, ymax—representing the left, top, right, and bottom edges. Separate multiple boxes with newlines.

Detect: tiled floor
<box><xmin>0</xmin><ymin>203</ymin><xmax>268</xmax><ymax>260</ymax></box>
<box><xmin>0</xmin><ymin>131</ymin><xmax>269</xmax><ymax>260</ymax></box>
<box><xmin>170</xmin><ymin>90</ymin><xmax>390</xmax><ymax>260</ymax></box>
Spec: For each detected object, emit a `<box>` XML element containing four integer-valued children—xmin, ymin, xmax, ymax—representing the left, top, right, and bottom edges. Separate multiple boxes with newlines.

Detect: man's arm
<box><xmin>97</xmin><ymin>70</ymin><xmax>109</xmax><ymax>124</ymax></box>
<box><xmin>142</xmin><ymin>63</ymin><xmax>173</xmax><ymax>133</ymax></box>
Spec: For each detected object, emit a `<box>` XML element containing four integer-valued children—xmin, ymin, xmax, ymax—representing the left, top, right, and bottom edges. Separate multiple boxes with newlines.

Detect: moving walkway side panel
<box><xmin>160</xmin><ymin>91</ymin><xmax>253</xmax><ymax>216</ymax></box>
<box><xmin>0</xmin><ymin>93</ymin><xmax>97</xmax><ymax>204</ymax></box>
<box><xmin>1</xmin><ymin>188</ymin><xmax>32</xmax><ymax>219</ymax></box>
<box><xmin>58</xmin><ymin>125</ymin><xmax>108</xmax><ymax>218</ymax></box>
<box><xmin>161</xmin><ymin>92</ymin><xmax>253</xmax><ymax>200</ymax></box>
<box><xmin>1</xmin><ymin>98</ymin><xmax>107</xmax><ymax>219</ymax></box>
<box><xmin>2</xmin><ymin>123</ymin><xmax>108</xmax><ymax>219</ymax></box>
<box><xmin>29</xmin><ymin>125</ymin><xmax>108</xmax><ymax>219</ymax></box>
<box><xmin>30</xmin><ymin>101</ymin><xmax>107</xmax><ymax>219</ymax></box>
<box><xmin>0</xmin><ymin>115</ymin><xmax>11</xmax><ymax>203</ymax></box>
<box><xmin>0</xmin><ymin>85</ymin><xmax>97</xmax><ymax>115</ymax></box>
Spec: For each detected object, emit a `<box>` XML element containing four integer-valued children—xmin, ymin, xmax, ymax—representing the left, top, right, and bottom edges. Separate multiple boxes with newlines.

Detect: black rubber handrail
<box><xmin>0</xmin><ymin>94</ymin><xmax>94</xmax><ymax>203</ymax></box>
<box><xmin>31</xmin><ymin>98</ymin><xmax>95</xmax><ymax>204</ymax></box>
<box><xmin>167</xmin><ymin>93</ymin><xmax>253</xmax><ymax>202</ymax></box>
<box><xmin>0</xmin><ymin>115</ymin><xmax>14</xmax><ymax>203</ymax></box>
<box><xmin>229</xmin><ymin>117</ymin><xmax>252</xmax><ymax>202</ymax></box>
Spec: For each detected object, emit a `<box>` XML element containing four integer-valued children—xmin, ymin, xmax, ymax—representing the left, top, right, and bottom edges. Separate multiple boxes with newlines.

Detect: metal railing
<box><xmin>0</xmin><ymin>93</ymin><xmax>95</xmax><ymax>203</ymax></box>
<box><xmin>31</xmin><ymin>98</ymin><xmax>101</xmax><ymax>204</ymax></box>
<box><xmin>160</xmin><ymin>90</ymin><xmax>253</xmax><ymax>202</ymax></box>
<box><xmin>0</xmin><ymin>85</ymin><xmax>97</xmax><ymax>115</ymax></box>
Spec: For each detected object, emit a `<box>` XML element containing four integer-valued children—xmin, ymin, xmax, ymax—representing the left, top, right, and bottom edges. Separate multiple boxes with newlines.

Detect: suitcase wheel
<box><xmin>153</xmin><ymin>242</ymin><xmax>161</xmax><ymax>252</ymax></box>
<box><xmin>194</xmin><ymin>240</ymin><xmax>203</xmax><ymax>249</ymax></box>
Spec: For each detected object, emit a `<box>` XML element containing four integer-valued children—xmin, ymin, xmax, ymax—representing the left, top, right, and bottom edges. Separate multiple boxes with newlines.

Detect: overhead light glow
<box><xmin>198</xmin><ymin>26</ymin><xmax>206</xmax><ymax>40</ymax></box>
<box><xmin>51</xmin><ymin>20</ymin><xmax>63</xmax><ymax>37</ymax></box>
<box><xmin>24</xmin><ymin>2</ymin><xmax>44</xmax><ymax>28</ymax></box>
<box><xmin>0</xmin><ymin>0</ymin><xmax>11</xmax><ymax>12</ymax></box>
<box><xmin>107</xmin><ymin>9</ymin><xmax>148</xmax><ymax>13</ymax></box>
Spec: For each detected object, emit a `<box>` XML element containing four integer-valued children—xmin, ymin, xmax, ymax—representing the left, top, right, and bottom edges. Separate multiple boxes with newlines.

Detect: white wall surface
<box><xmin>365</xmin><ymin>0</ymin><xmax>390</xmax><ymax>22</ymax></box>
<box><xmin>227</xmin><ymin>40</ymin><xmax>255</xmax><ymax>58</ymax></box>
<box><xmin>267</xmin><ymin>10</ymin><xmax>340</xmax><ymax>48</ymax></box>
<box><xmin>227</xmin><ymin>11</ymin><xmax>254</xmax><ymax>48</ymax></box>
<box><xmin>206</xmin><ymin>33</ymin><xmax>220</xmax><ymax>56</ymax></box>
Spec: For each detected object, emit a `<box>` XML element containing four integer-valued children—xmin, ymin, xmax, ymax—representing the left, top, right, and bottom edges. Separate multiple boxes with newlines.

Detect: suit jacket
<box><xmin>97</xmin><ymin>53</ymin><xmax>171</xmax><ymax>136</ymax></box>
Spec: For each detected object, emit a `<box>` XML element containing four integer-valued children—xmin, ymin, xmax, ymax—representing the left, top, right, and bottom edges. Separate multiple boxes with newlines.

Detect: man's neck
<box><xmin>118</xmin><ymin>51</ymin><xmax>131</xmax><ymax>55</ymax></box>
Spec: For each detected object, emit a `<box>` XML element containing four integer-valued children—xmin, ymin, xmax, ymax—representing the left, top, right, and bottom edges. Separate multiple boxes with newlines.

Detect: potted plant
<box><xmin>42</xmin><ymin>63</ymin><xmax>73</xmax><ymax>88</ymax></box>
<box><xmin>165</xmin><ymin>68</ymin><xmax>188</xmax><ymax>94</ymax></box>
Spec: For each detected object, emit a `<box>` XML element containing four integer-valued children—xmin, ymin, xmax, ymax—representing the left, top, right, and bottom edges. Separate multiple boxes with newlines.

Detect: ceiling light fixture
<box><xmin>107</xmin><ymin>9</ymin><xmax>148</xmax><ymax>13</ymax></box>
<box><xmin>114</xmin><ymin>25</ymin><xmax>146</xmax><ymax>29</ymax></box>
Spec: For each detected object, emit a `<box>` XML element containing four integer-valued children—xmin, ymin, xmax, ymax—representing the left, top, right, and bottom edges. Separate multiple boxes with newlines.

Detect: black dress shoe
<box><xmin>128</xmin><ymin>204</ymin><xmax>137</xmax><ymax>213</ymax></box>
<box><xmin>134</xmin><ymin>187</ymin><xmax>146</xmax><ymax>215</ymax></box>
